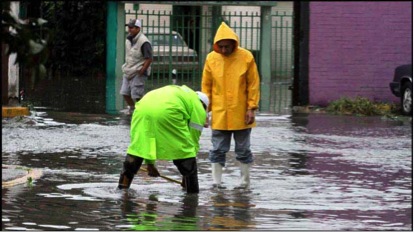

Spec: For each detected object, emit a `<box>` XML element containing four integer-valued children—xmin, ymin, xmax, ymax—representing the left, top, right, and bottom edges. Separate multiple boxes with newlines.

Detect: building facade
<box><xmin>307</xmin><ymin>1</ymin><xmax>412</xmax><ymax>106</ymax></box>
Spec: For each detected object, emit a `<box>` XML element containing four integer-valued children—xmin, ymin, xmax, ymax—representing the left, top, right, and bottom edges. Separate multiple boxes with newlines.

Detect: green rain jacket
<box><xmin>127</xmin><ymin>85</ymin><xmax>207</xmax><ymax>164</ymax></box>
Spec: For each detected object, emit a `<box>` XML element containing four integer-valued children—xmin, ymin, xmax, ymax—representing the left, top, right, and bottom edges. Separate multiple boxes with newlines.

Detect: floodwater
<box><xmin>2</xmin><ymin>110</ymin><xmax>412</xmax><ymax>230</ymax></box>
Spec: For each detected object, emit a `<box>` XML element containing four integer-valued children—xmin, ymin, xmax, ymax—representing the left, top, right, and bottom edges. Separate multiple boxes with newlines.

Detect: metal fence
<box><xmin>125</xmin><ymin>7</ymin><xmax>294</xmax><ymax>114</ymax></box>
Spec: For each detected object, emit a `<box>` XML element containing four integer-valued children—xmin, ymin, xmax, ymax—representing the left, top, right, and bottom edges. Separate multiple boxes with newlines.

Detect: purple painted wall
<box><xmin>308</xmin><ymin>2</ymin><xmax>412</xmax><ymax>106</ymax></box>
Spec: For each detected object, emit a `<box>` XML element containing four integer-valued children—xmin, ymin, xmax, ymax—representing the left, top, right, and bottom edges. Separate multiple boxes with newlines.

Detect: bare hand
<box><xmin>245</xmin><ymin>110</ymin><xmax>255</xmax><ymax>125</ymax></box>
<box><xmin>146</xmin><ymin>164</ymin><xmax>160</xmax><ymax>177</ymax></box>
<box><xmin>138</xmin><ymin>69</ymin><xmax>146</xmax><ymax>76</ymax></box>
<box><xmin>204</xmin><ymin>115</ymin><xmax>209</xmax><ymax>128</ymax></box>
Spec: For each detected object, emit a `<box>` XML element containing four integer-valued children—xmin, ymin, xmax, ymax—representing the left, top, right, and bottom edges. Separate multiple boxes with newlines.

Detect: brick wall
<box><xmin>308</xmin><ymin>2</ymin><xmax>412</xmax><ymax>106</ymax></box>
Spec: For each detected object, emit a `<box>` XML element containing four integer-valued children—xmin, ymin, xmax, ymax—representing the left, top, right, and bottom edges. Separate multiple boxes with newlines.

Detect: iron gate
<box><xmin>125</xmin><ymin>6</ymin><xmax>293</xmax><ymax>114</ymax></box>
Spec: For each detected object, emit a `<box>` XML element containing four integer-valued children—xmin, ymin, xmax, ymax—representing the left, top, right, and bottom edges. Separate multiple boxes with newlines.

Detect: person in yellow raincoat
<box><xmin>201</xmin><ymin>22</ymin><xmax>260</xmax><ymax>189</ymax></box>
<box><xmin>118</xmin><ymin>85</ymin><xmax>209</xmax><ymax>193</ymax></box>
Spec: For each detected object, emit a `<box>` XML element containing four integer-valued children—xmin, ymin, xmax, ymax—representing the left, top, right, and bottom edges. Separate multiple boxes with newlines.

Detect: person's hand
<box><xmin>146</xmin><ymin>164</ymin><xmax>160</xmax><ymax>177</ymax></box>
<box><xmin>139</xmin><ymin>68</ymin><xmax>147</xmax><ymax>76</ymax></box>
<box><xmin>204</xmin><ymin>114</ymin><xmax>209</xmax><ymax>128</ymax></box>
<box><xmin>245</xmin><ymin>109</ymin><xmax>255</xmax><ymax>125</ymax></box>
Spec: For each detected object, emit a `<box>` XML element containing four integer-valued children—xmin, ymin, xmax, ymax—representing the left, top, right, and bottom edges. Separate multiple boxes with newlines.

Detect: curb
<box><xmin>2</xmin><ymin>165</ymin><xmax>43</xmax><ymax>188</ymax></box>
<box><xmin>2</xmin><ymin>106</ymin><xmax>30</xmax><ymax>118</ymax></box>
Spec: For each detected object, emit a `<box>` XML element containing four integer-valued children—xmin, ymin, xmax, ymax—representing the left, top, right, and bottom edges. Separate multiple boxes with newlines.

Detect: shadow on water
<box><xmin>2</xmin><ymin>110</ymin><xmax>412</xmax><ymax>230</ymax></box>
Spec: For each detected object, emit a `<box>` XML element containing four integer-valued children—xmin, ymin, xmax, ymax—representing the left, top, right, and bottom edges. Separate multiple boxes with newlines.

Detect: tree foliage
<box><xmin>3</xmin><ymin>1</ymin><xmax>107</xmax><ymax>112</ymax></box>
<box><xmin>2</xmin><ymin>1</ymin><xmax>107</xmax><ymax>84</ymax></box>
<box><xmin>40</xmin><ymin>1</ymin><xmax>106</xmax><ymax>78</ymax></box>
<box><xmin>2</xmin><ymin>1</ymin><xmax>50</xmax><ymax>83</ymax></box>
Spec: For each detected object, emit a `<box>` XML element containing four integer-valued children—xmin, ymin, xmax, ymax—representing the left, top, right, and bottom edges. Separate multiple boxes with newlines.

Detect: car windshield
<box><xmin>147</xmin><ymin>34</ymin><xmax>186</xmax><ymax>47</ymax></box>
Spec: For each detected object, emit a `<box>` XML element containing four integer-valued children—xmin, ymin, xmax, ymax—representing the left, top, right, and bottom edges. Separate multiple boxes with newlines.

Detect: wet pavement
<box><xmin>2</xmin><ymin>109</ymin><xmax>413</xmax><ymax>230</ymax></box>
<box><xmin>2</xmin><ymin>165</ymin><xmax>28</xmax><ymax>182</ymax></box>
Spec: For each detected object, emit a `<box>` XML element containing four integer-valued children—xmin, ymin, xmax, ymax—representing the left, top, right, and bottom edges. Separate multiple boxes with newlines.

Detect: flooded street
<box><xmin>2</xmin><ymin>110</ymin><xmax>412</xmax><ymax>230</ymax></box>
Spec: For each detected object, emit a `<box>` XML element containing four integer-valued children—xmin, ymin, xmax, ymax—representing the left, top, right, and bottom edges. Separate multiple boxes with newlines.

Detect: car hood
<box><xmin>152</xmin><ymin>46</ymin><xmax>197</xmax><ymax>56</ymax></box>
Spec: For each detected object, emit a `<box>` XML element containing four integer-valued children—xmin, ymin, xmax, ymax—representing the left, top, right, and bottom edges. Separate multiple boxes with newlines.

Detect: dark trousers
<box><xmin>118</xmin><ymin>154</ymin><xmax>199</xmax><ymax>193</ymax></box>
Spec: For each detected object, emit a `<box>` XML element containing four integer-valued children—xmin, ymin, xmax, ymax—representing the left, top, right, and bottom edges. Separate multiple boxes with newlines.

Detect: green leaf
<box><xmin>36</xmin><ymin>18</ymin><xmax>48</xmax><ymax>25</ymax></box>
<box><xmin>29</xmin><ymin>40</ymin><xmax>45</xmax><ymax>54</ymax></box>
<box><xmin>39</xmin><ymin>64</ymin><xmax>46</xmax><ymax>79</ymax></box>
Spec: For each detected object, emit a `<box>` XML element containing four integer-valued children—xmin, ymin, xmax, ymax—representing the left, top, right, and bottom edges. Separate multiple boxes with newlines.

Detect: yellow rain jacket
<box><xmin>202</xmin><ymin>22</ymin><xmax>260</xmax><ymax>130</ymax></box>
<box><xmin>127</xmin><ymin>85</ymin><xmax>207</xmax><ymax>163</ymax></box>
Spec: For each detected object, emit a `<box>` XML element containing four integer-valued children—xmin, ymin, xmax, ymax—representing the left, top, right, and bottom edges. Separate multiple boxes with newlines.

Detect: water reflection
<box><xmin>120</xmin><ymin>192</ymin><xmax>200</xmax><ymax>230</ymax></box>
<box><xmin>208</xmin><ymin>190</ymin><xmax>255</xmax><ymax>230</ymax></box>
<box><xmin>287</xmin><ymin>152</ymin><xmax>309</xmax><ymax>175</ymax></box>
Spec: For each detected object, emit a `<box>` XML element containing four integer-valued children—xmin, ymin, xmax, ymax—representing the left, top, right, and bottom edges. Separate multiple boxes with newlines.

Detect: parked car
<box><xmin>145</xmin><ymin>29</ymin><xmax>199</xmax><ymax>73</ymax></box>
<box><xmin>389</xmin><ymin>64</ymin><xmax>412</xmax><ymax>115</ymax></box>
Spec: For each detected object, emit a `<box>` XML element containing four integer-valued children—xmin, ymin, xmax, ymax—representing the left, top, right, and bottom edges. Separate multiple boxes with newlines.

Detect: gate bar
<box><xmin>259</xmin><ymin>6</ymin><xmax>272</xmax><ymax>113</ymax></box>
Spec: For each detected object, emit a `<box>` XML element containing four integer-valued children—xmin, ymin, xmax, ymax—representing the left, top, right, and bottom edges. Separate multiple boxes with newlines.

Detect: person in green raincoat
<box><xmin>118</xmin><ymin>85</ymin><xmax>209</xmax><ymax>193</ymax></box>
<box><xmin>201</xmin><ymin>22</ymin><xmax>260</xmax><ymax>189</ymax></box>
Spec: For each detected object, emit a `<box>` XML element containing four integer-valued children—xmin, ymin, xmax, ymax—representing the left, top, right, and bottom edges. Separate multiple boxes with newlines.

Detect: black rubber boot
<box><xmin>184</xmin><ymin>172</ymin><xmax>199</xmax><ymax>193</ymax></box>
<box><xmin>173</xmin><ymin>157</ymin><xmax>199</xmax><ymax>194</ymax></box>
<box><xmin>117</xmin><ymin>154</ymin><xmax>143</xmax><ymax>189</ymax></box>
<box><xmin>181</xmin><ymin>176</ymin><xmax>186</xmax><ymax>189</ymax></box>
<box><xmin>118</xmin><ymin>173</ymin><xmax>133</xmax><ymax>189</ymax></box>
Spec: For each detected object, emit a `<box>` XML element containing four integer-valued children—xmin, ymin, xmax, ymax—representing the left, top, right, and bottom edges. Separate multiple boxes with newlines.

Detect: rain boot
<box><xmin>184</xmin><ymin>172</ymin><xmax>199</xmax><ymax>193</ymax></box>
<box><xmin>212</xmin><ymin>163</ymin><xmax>223</xmax><ymax>188</ymax></box>
<box><xmin>181</xmin><ymin>176</ymin><xmax>186</xmax><ymax>189</ymax></box>
<box><xmin>118</xmin><ymin>173</ymin><xmax>133</xmax><ymax>189</ymax></box>
<box><xmin>117</xmin><ymin>154</ymin><xmax>143</xmax><ymax>190</ymax></box>
<box><xmin>236</xmin><ymin>162</ymin><xmax>250</xmax><ymax>189</ymax></box>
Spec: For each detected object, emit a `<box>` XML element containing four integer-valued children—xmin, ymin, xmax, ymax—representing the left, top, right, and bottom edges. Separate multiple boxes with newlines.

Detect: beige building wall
<box><xmin>125</xmin><ymin>3</ymin><xmax>172</xmax><ymax>32</ymax></box>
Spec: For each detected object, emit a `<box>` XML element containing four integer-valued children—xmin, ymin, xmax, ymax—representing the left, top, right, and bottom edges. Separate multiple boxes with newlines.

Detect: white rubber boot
<box><xmin>211</xmin><ymin>163</ymin><xmax>223</xmax><ymax>188</ymax></box>
<box><xmin>237</xmin><ymin>163</ymin><xmax>250</xmax><ymax>189</ymax></box>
